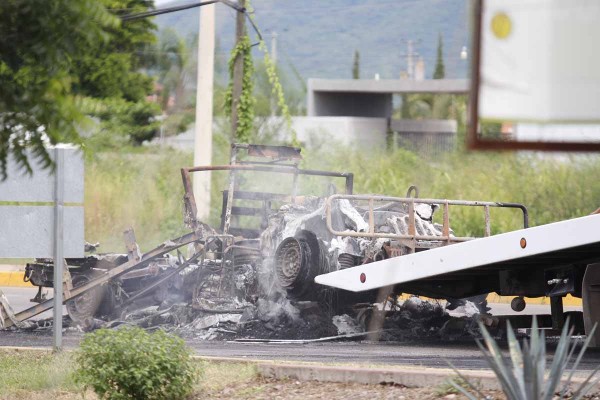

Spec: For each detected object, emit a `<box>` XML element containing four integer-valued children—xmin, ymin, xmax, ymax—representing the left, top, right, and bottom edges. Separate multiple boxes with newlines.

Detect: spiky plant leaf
<box><xmin>565</xmin><ymin>323</ymin><xmax>597</xmax><ymax>386</ymax></box>
<box><xmin>522</xmin><ymin>340</ymin><xmax>536</xmax><ymax>399</ymax></box>
<box><xmin>449</xmin><ymin>380</ymin><xmax>479</xmax><ymax>400</ymax></box>
<box><xmin>505</xmin><ymin>320</ymin><xmax>526</xmax><ymax>397</ymax></box>
<box><xmin>543</xmin><ymin>321</ymin><xmax>573</xmax><ymax>400</ymax></box>
<box><xmin>456</xmin><ymin>319</ymin><xmax>600</xmax><ymax>400</ymax></box>
<box><xmin>572</xmin><ymin>365</ymin><xmax>600</xmax><ymax>400</ymax></box>
<box><xmin>478</xmin><ymin>321</ymin><xmax>521</xmax><ymax>399</ymax></box>
<box><xmin>446</xmin><ymin>361</ymin><xmax>489</xmax><ymax>399</ymax></box>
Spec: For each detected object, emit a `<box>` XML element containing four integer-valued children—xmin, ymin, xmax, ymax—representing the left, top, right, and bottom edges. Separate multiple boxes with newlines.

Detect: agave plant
<box><xmin>449</xmin><ymin>318</ymin><xmax>599</xmax><ymax>400</ymax></box>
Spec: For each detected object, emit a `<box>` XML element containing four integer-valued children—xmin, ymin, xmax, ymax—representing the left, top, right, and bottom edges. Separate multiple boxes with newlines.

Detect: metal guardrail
<box><xmin>325</xmin><ymin>194</ymin><xmax>529</xmax><ymax>246</ymax></box>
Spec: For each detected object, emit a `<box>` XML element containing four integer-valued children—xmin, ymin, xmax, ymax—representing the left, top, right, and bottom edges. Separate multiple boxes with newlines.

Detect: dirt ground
<box><xmin>200</xmin><ymin>377</ymin><xmax>503</xmax><ymax>400</ymax></box>
<box><xmin>6</xmin><ymin>377</ymin><xmax>600</xmax><ymax>400</ymax></box>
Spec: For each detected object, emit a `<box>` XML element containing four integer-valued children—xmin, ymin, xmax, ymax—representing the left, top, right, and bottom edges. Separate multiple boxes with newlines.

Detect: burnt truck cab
<box><xmin>182</xmin><ymin>143</ymin><xmax>530</xmax><ymax>312</ymax></box>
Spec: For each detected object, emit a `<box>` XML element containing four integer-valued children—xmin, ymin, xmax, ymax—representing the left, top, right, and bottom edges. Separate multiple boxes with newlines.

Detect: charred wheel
<box><xmin>275</xmin><ymin>230</ymin><xmax>327</xmax><ymax>299</ymax></box>
<box><xmin>66</xmin><ymin>272</ymin><xmax>106</xmax><ymax>322</ymax></box>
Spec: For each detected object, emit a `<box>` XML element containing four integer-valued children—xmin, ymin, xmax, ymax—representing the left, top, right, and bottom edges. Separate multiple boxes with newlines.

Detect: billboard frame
<box><xmin>467</xmin><ymin>0</ymin><xmax>600</xmax><ymax>152</ymax></box>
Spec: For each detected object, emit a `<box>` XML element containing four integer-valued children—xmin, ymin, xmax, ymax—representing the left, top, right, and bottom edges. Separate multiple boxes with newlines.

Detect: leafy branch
<box><xmin>224</xmin><ymin>0</ymin><xmax>298</xmax><ymax>146</ymax></box>
<box><xmin>224</xmin><ymin>34</ymin><xmax>255</xmax><ymax>143</ymax></box>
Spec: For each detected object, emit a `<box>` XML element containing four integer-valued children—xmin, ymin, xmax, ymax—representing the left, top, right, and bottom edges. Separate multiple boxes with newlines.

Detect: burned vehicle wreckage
<box><xmin>1</xmin><ymin>144</ymin><xmax>529</xmax><ymax>340</ymax></box>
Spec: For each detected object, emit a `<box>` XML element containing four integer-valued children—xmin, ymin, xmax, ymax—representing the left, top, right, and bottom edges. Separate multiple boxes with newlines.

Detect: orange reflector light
<box><xmin>520</xmin><ymin>238</ymin><xmax>527</xmax><ymax>248</ymax></box>
<box><xmin>360</xmin><ymin>273</ymin><xmax>366</xmax><ymax>283</ymax></box>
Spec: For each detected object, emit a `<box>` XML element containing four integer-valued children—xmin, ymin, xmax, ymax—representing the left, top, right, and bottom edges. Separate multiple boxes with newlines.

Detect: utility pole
<box><xmin>271</xmin><ymin>31</ymin><xmax>278</xmax><ymax>65</ymax></box>
<box><xmin>193</xmin><ymin>1</ymin><xmax>216</xmax><ymax>220</ymax></box>
<box><xmin>230</xmin><ymin>0</ymin><xmax>247</xmax><ymax>141</ymax></box>
<box><xmin>407</xmin><ymin>40</ymin><xmax>414</xmax><ymax>79</ymax></box>
<box><xmin>270</xmin><ymin>31</ymin><xmax>278</xmax><ymax>116</ymax></box>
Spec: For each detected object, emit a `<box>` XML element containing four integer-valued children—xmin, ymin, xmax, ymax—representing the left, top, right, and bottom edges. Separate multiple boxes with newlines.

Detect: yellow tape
<box><xmin>0</xmin><ymin>273</ymin><xmax>584</xmax><ymax>306</ymax></box>
<box><xmin>399</xmin><ymin>293</ymin><xmax>582</xmax><ymax>306</ymax></box>
<box><xmin>0</xmin><ymin>272</ymin><xmax>33</xmax><ymax>287</ymax></box>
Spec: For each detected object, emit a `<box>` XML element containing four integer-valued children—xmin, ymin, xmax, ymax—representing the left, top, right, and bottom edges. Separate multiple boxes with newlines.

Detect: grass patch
<box><xmin>0</xmin><ymin>349</ymin><xmax>258</xmax><ymax>400</ymax></box>
<box><xmin>197</xmin><ymin>361</ymin><xmax>258</xmax><ymax>393</ymax></box>
<box><xmin>0</xmin><ymin>349</ymin><xmax>79</xmax><ymax>398</ymax></box>
<box><xmin>84</xmin><ymin>149</ymin><xmax>193</xmax><ymax>252</ymax></box>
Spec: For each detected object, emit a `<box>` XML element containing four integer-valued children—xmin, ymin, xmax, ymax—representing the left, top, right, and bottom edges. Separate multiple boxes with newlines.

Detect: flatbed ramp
<box><xmin>315</xmin><ymin>213</ymin><xmax>600</xmax><ymax>292</ymax></box>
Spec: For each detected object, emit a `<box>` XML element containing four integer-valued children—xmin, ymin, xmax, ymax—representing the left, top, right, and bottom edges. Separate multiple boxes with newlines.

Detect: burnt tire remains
<box><xmin>275</xmin><ymin>231</ymin><xmax>328</xmax><ymax>299</ymax></box>
<box><xmin>66</xmin><ymin>273</ymin><xmax>105</xmax><ymax>323</ymax></box>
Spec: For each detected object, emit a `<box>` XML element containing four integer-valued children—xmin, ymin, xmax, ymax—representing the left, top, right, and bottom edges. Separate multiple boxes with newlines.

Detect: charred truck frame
<box><xmin>9</xmin><ymin>143</ymin><xmax>590</xmax><ymax>342</ymax></box>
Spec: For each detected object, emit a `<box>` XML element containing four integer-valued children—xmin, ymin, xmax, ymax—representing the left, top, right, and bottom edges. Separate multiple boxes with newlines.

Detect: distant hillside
<box><xmin>156</xmin><ymin>0</ymin><xmax>469</xmax><ymax>83</ymax></box>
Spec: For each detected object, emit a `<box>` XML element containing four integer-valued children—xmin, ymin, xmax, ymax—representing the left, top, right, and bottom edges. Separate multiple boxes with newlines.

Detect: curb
<box><xmin>0</xmin><ymin>271</ymin><xmax>32</xmax><ymax>287</ymax></box>
<box><xmin>256</xmin><ymin>363</ymin><xmax>502</xmax><ymax>390</ymax></box>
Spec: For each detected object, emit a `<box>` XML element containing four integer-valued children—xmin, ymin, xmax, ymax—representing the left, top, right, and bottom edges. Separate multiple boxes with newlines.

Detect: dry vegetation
<box><xmin>84</xmin><ymin>141</ymin><xmax>600</xmax><ymax>252</ymax></box>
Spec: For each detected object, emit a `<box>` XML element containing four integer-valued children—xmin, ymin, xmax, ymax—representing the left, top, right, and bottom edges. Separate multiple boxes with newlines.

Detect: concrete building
<box><xmin>304</xmin><ymin>78</ymin><xmax>468</xmax><ymax>154</ymax></box>
<box><xmin>307</xmin><ymin>78</ymin><xmax>469</xmax><ymax>118</ymax></box>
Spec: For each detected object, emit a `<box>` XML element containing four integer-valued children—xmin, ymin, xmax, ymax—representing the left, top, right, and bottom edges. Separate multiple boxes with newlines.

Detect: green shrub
<box><xmin>74</xmin><ymin>326</ymin><xmax>197</xmax><ymax>400</ymax></box>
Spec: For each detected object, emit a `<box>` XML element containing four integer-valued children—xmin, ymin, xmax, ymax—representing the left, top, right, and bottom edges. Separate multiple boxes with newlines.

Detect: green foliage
<box><xmin>84</xmin><ymin>97</ymin><xmax>161</xmax><ymax>148</ymax></box>
<box><xmin>74</xmin><ymin>0</ymin><xmax>156</xmax><ymax>102</ymax></box>
<box><xmin>152</xmin><ymin>28</ymin><xmax>194</xmax><ymax>113</ymax></box>
<box><xmin>433</xmin><ymin>33</ymin><xmax>445</xmax><ymax>79</ymax></box>
<box><xmin>305</xmin><ymin>145</ymin><xmax>600</xmax><ymax>236</ymax></box>
<box><xmin>434</xmin><ymin>376</ymin><xmax>472</xmax><ymax>396</ymax></box>
<box><xmin>449</xmin><ymin>319</ymin><xmax>600</xmax><ymax>400</ymax></box>
<box><xmin>78</xmin><ymin>0</ymin><xmax>160</xmax><ymax>149</ymax></box>
<box><xmin>260</xmin><ymin>46</ymin><xmax>299</xmax><ymax>146</ymax></box>
<box><xmin>75</xmin><ymin>326</ymin><xmax>198</xmax><ymax>400</ymax></box>
<box><xmin>225</xmin><ymin>35</ymin><xmax>255</xmax><ymax>143</ymax></box>
<box><xmin>352</xmin><ymin>50</ymin><xmax>360</xmax><ymax>79</ymax></box>
<box><xmin>0</xmin><ymin>0</ymin><xmax>160</xmax><ymax>179</ymax></box>
<box><xmin>397</xmin><ymin>93</ymin><xmax>463</xmax><ymax>123</ymax></box>
<box><xmin>0</xmin><ymin>350</ymin><xmax>76</xmax><ymax>395</ymax></box>
<box><xmin>85</xmin><ymin>149</ymin><xmax>191</xmax><ymax>251</ymax></box>
<box><xmin>224</xmin><ymin>0</ymin><xmax>299</xmax><ymax>146</ymax></box>
<box><xmin>0</xmin><ymin>0</ymin><xmax>119</xmax><ymax>179</ymax></box>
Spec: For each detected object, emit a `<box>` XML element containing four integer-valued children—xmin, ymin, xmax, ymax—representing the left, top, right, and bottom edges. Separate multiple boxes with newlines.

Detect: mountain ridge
<box><xmin>155</xmin><ymin>0</ymin><xmax>470</xmax><ymax>83</ymax></box>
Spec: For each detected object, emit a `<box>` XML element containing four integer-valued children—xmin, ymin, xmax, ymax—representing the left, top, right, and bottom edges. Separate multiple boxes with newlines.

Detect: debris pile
<box><xmin>8</xmin><ymin>195</ymin><xmax>493</xmax><ymax>342</ymax></box>
<box><xmin>0</xmin><ymin>144</ymin><xmax>502</xmax><ymax>340</ymax></box>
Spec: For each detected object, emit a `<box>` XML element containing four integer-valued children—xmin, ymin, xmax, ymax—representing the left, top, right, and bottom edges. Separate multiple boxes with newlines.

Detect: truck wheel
<box><xmin>66</xmin><ymin>273</ymin><xmax>105</xmax><ymax>323</ymax></box>
<box><xmin>511</xmin><ymin>296</ymin><xmax>526</xmax><ymax>312</ymax></box>
<box><xmin>583</xmin><ymin>263</ymin><xmax>600</xmax><ymax>347</ymax></box>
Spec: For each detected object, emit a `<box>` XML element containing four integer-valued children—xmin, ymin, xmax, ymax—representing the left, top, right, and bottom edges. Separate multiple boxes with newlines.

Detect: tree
<box><xmin>76</xmin><ymin>0</ymin><xmax>160</xmax><ymax>146</ymax></box>
<box><xmin>352</xmin><ymin>50</ymin><xmax>360</xmax><ymax>79</ymax></box>
<box><xmin>74</xmin><ymin>0</ymin><xmax>156</xmax><ymax>102</ymax></box>
<box><xmin>0</xmin><ymin>0</ymin><xmax>119</xmax><ymax>179</ymax></box>
<box><xmin>0</xmin><ymin>0</ymin><xmax>160</xmax><ymax>179</ymax></box>
<box><xmin>433</xmin><ymin>33</ymin><xmax>445</xmax><ymax>79</ymax></box>
<box><xmin>154</xmin><ymin>28</ymin><xmax>194</xmax><ymax>112</ymax></box>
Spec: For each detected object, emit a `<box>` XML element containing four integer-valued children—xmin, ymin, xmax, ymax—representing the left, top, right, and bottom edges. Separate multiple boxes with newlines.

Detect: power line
<box><xmin>121</xmin><ymin>0</ymin><xmax>242</xmax><ymax>21</ymax></box>
<box><xmin>251</xmin><ymin>0</ymin><xmax>436</xmax><ymax>15</ymax></box>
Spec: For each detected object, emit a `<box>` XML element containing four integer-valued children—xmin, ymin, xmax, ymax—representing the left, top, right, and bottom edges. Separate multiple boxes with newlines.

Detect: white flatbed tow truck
<box><xmin>315</xmin><ymin>212</ymin><xmax>600</xmax><ymax>346</ymax></box>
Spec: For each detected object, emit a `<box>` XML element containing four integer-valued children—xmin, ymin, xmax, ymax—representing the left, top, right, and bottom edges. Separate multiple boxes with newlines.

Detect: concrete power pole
<box><xmin>271</xmin><ymin>31</ymin><xmax>278</xmax><ymax>65</ymax></box>
<box><xmin>230</xmin><ymin>0</ymin><xmax>246</xmax><ymax>140</ymax></box>
<box><xmin>193</xmin><ymin>2</ymin><xmax>216</xmax><ymax>220</ymax></box>
<box><xmin>407</xmin><ymin>40</ymin><xmax>414</xmax><ymax>79</ymax></box>
<box><xmin>270</xmin><ymin>31</ymin><xmax>278</xmax><ymax>116</ymax></box>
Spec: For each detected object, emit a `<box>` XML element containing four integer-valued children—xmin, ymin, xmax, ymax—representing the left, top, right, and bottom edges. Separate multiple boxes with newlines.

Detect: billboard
<box><xmin>468</xmin><ymin>0</ymin><xmax>600</xmax><ymax>151</ymax></box>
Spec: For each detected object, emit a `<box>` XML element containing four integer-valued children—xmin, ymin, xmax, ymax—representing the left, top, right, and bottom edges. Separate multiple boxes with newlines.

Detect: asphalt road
<box><xmin>2</xmin><ymin>330</ymin><xmax>600</xmax><ymax>371</ymax></box>
<box><xmin>1</xmin><ymin>286</ymin><xmax>596</xmax><ymax>371</ymax></box>
<box><xmin>1</xmin><ymin>286</ymin><xmax>65</xmax><ymax>320</ymax></box>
